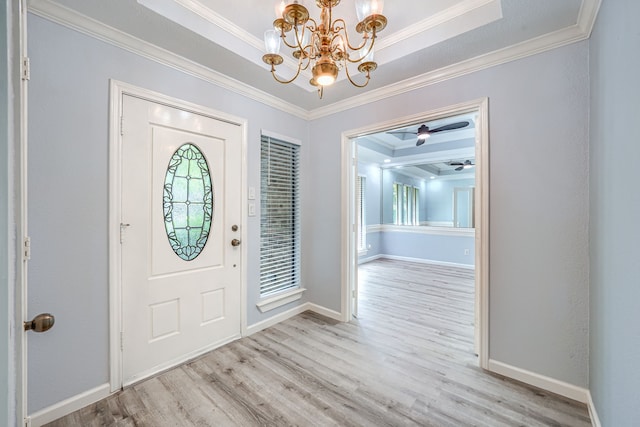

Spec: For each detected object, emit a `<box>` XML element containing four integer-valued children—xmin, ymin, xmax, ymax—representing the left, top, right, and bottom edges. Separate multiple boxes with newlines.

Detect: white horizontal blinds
<box><xmin>356</xmin><ymin>176</ymin><xmax>366</xmax><ymax>250</ymax></box>
<box><xmin>260</xmin><ymin>136</ymin><xmax>301</xmax><ymax>296</ymax></box>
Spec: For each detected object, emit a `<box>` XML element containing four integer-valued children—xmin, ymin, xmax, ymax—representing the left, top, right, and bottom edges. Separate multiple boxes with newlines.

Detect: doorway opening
<box><xmin>340</xmin><ymin>99</ymin><xmax>489</xmax><ymax>368</ymax></box>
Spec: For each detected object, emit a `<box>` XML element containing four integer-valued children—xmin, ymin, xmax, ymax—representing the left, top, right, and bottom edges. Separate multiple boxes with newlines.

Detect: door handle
<box><xmin>24</xmin><ymin>313</ymin><xmax>55</xmax><ymax>333</ymax></box>
<box><xmin>231</xmin><ymin>239</ymin><xmax>241</xmax><ymax>247</ymax></box>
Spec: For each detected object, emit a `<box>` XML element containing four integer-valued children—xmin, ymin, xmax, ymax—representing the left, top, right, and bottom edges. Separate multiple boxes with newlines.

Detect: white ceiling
<box><xmin>31</xmin><ymin>0</ymin><xmax>597</xmax><ymax>113</ymax></box>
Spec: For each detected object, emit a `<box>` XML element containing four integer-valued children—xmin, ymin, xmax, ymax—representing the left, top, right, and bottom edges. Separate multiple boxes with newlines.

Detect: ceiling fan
<box><xmin>450</xmin><ymin>160</ymin><xmax>475</xmax><ymax>171</ymax></box>
<box><xmin>387</xmin><ymin>121</ymin><xmax>470</xmax><ymax>146</ymax></box>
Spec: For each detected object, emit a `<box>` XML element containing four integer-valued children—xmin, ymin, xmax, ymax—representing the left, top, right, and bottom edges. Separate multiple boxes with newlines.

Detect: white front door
<box><xmin>121</xmin><ymin>95</ymin><xmax>242</xmax><ymax>385</ymax></box>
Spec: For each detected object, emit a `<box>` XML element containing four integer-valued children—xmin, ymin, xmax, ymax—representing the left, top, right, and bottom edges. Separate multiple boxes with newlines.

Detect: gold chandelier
<box><xmin>262</xmin><ymin>0</ymin><xmax>387</xmax><ymax>98</ymax></box>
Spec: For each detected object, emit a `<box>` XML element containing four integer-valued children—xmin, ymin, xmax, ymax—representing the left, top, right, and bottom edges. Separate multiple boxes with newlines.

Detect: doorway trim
<box><xmin>108</xmin><ymin>80</ymin><xmax>248</xmax><ymax>390</ymax></box>
<box><xmin>340</xmin><ymin>98</ymin><xmax>489</xmax><ymax>369</ymax></box>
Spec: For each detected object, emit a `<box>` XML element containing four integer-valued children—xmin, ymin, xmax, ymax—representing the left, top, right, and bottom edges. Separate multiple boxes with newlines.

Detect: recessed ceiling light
<box><xmin>430</xmin><ymin>176</ymin><xmax>436</xmax><ymax>179</ymax></box>
<box><xmin>383</xmin><ymin>159</ymin><xmax>391</xmax><ymax>163</ymax></box>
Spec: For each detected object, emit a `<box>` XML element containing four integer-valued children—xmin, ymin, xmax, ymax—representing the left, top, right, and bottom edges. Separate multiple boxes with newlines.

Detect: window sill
<box><xmin>256</xmin><ymin>287</ymin><xmax>306</xmax><ymax>313</ymax></box>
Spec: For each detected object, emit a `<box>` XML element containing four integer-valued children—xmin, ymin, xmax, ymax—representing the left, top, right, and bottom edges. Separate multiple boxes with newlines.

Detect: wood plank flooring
<box><xmin>46</xmin><ymin>259</ymin><xmax>591</xmax><ymax>426</ymax></box>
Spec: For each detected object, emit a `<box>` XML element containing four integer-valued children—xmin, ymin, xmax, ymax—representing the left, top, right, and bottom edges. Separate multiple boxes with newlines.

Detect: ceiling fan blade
<box><xmin>429</xmin><ymin>121</ymin><xmax>470</xmax><ymax>133</ymax></box>
<box><xmin>449</xmin><ymin>162</ymin><xmax>464</xmax><ymax>166</ymax></box>
<box><xmin>416</xmin><ymin>138</ymin><xmax>426</xmax><ymax>147</ymax></box>
<box><xmin>455</xmin><ymin>166</ymin><xmax>464</xmax><ymax>171</ymax></box>
<box><xmin>387</xmin><ymin>130</ymin><xmax>417</xmax><ymax>135</ymax></box>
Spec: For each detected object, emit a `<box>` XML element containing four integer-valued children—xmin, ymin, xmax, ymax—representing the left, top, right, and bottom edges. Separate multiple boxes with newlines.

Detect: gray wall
<box><xmin>307</xmin><ymin>41</ymin><xmax>590</xmax><ymax>387</ymax></box>
<box><xmin>27</xmin><ymin>15</ymin><xmax>308</xmax><ymax>413</ymax></box>
<box><xmin>589</xmin><ymin>0</ymin><xmax>640</xmax><ymax>424</ymax></box>
<box><xmin>381</xmin><ymin>232</ymin><xmax>474</xmax><ymax>266</ymax></box>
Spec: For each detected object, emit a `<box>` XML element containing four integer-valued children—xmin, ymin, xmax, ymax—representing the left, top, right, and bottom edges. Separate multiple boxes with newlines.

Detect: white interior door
<box><xmin>121</xmin><ymin>95</ymin><xmax>242</xmax><ymax>385</ymax></box>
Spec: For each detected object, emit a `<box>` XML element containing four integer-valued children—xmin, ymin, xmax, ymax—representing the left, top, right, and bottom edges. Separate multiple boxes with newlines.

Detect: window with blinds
<box><xmin>356</xmin><ymin>176</ymin><xmax>366</xmax><ymax>251</ymax></box>
<box><xmin>260</xmin><ymin>136</ymin><xmax>300</xmax><ymax>297</ymax></box>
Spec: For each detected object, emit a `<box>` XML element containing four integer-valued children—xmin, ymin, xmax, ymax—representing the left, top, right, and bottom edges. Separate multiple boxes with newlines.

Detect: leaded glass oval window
<box><xmin>163</xmin><ymin>143</ymin><xmax>213</xmax><ymax>261</ymax></box>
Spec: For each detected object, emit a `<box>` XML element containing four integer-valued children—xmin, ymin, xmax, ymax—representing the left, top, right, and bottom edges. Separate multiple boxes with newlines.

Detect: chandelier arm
<box><xmin>269</xmin><ymin>62</ymin><xmax>304</xmax><ymax>85</ymax></box>
<box><xmin>344</xmin><ymin>63</ymin><xmax>371</xmax><ymax>88</ymax></box>
<box><xmin>280</xmin><ymin>19</ymin><xmax>318</xmax><ymax>50</ymax></box>
<box><xmin>332</xmin><ymin>19</ymin><xmax>370</xmax><ymax>52</ymax></box>
<box><xmin>346</xmin><ymin>34</ymin><xmax>376</xmax><ymax>64</ymax></box>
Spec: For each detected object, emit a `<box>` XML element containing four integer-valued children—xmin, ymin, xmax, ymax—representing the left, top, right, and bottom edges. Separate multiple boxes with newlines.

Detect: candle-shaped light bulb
<box><xmin>264</xmin><ymin>29</ymin><xmax>281</xmax><ymax>54</ymax></box>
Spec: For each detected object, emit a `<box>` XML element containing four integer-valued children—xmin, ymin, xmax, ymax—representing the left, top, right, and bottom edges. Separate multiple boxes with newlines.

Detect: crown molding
<box><xmin>378</xmin><ymin>0</ymin><xmax>500</xmax><ymax>51</ymax></box>
<box><xmin>28</xmin><ymin>0</ymin><xmax>600</xmax><ymax>122</ymax></box>
<box><xmin>309</xmin><ymin>3</ymin><xmax>598</xmax><ymax>120</ymax></box>
<box><xmin>27</xmin><ymin>0</ymin><xmax>310</xmax><ymax>120</ymax></box>
<box><xmin>140</xmin><ymin>0</ymin><xmax>314</xmax><ymax>91</ymax></box>
<box><xmin>576</xmin><ymin>0</ymin><xmax>602</xmax><ymax>36</ymax></box>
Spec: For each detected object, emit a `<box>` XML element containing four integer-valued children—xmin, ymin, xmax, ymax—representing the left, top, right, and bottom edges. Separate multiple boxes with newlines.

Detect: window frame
<box><xmin>256</xmin><ymin>131</ymin><xmax>305</xmax><ymax>312</ymax></box>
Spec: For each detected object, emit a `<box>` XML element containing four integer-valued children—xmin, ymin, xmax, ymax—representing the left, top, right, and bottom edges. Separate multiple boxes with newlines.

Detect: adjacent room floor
<box><xmin>46</xmin><ymin>259</ymin><xmax>591</xmax><ymax>426</ymax></box>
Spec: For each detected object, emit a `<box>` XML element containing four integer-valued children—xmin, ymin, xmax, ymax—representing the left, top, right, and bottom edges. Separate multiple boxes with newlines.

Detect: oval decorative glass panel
<box><xmin>163</xmin><ymin>143</ymin><xmax>214</xmax><ymax>261</ymax></box>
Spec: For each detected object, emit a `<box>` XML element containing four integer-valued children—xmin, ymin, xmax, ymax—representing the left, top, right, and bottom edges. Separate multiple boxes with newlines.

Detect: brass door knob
<box><xmin>24</xmin><ymin>313</ymin><xmax>55</xmax><ymax>333</ymax></box>
<box><xmin>231</xmin><ymin>239</ymin><xmax>241</xmax><ymax>247</ymax></box>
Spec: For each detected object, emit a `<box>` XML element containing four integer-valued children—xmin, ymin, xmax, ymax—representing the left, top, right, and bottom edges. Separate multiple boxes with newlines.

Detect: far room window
<box><xmin>260</xmin><ymin>135</ymin><xmax>300</xmax><ymax>297</ymax></box>
<box><xmin>357</xmin><ymin>175</ymin><xmax>366</xmax><ymax>251</ymax></box>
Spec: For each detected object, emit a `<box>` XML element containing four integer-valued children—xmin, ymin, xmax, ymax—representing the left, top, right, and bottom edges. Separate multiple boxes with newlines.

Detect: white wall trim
<box><xmin>379</xmin><ymin>224</ymin><xmax>475</xmax><ymax>237</ymax></box>
<box><xmin>246</xmin><ymin>302</ymin><xmax>340</xmax><ymax>336</ymax></box>
<box><xmin>358</xmin><ymin>254</ymin><xmax>384</xmax><ymax>264</ymax></box>
<box><xmin>256</xmin><ymin>288</ymin><xmax>306</xmax><ymax>313</ymax></box>
<box><xmin>28</xmin><ymin>0</ymin><xmax>600</xmax><ymax>121</ymax></box>
<box><xmin>27</xmin><ymin>383</ymin><xmax>111</xmax><ymax>427</ymax></box>
<box><xmin>27</xmin><ymin>0</ymin><xmax>308</xmax><ymax>120</ymax></box>
<box><xmin>487</xmin><ymin>359</ymin><xmax>590</xmax><ymax>404</ymax></box>
<box><xmin>246</xmin><ymin>304</ymin><xmax>309</xmax><ymax>336</ymax></box>
<box><xmin>366</xmin><ymin>224</ymin><xmax>383</xmax><ymax>233</ymax></box>
<box><xmin>587</xmin><ymin>391</ymin><xmax>602</xmax><ymax>427</ymax></box>
<box><xmin>309</xmin><ymin>15</ymin><xmax>598</xmax><ymax>119</ymax></box>
<box><xmin>343</xmin><ymin>98</ymin><xmax>489</xmax><ymax>366</ymax></box>
<box><xmin>379</xmin><ymin>254</ymin><xmax>475</xmax><ymax>270</ymax></box>
<box><xmin>306</xmin><ymin>303</ymin><xmax>343</xmax><ymax>322</ymax></box>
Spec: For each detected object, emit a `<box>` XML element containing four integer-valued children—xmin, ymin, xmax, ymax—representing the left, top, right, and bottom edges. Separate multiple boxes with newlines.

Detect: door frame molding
<box><xmin>340</xmin><ymin>98</ymin><xmax>490</xmax><ymax>369</ymax></box>
<box><xmin>108</xmin><ymin>80</ymin><xmax>248</xmax><ymax>390</ymax></box>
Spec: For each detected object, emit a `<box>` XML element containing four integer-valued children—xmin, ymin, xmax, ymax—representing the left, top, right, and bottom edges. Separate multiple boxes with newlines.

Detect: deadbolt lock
<box><xmin>231</xmin><ymin>225</ymin><xmax>238</xmax><ymax>232</ymax></box>
<box><xmin>24</xmin><ymin>313</ymin><xmax>55</xmax><ymax>333</ymax></box>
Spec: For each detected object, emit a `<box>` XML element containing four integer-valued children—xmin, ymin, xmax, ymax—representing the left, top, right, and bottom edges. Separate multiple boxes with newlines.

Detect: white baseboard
<box><xmin>246</xmin><ymin>302</ymin><xmax>345</xmax><ymax>336</ymax></box>
<box><xmin>306</xmin><ymin>303</ymin><xmax>343</xmax><ymax>321</ymax></box>
<box><xmin>587</xmin><ymin>391</ymin><xmax>601</xmax><ymax>427</ymax></box>
<box><xmin>27</xmin><ymin>383</ymin><xmax>111</xmax><ymax>427</ymax></box>
<box><xmin>358</xmin><ymin>254</ymin><xmax>383</xmax><ymax>264</ymax></box>
<box><xmin>487</xmin><ymin>359</ymin><xmax>589</xmax><ymax>404</ymax></box>
<box><xmin>379</xmin><ymin>254</ymin><xmax>475</xmax><ymax>270</ymax></box>
<box><xmin>245</xmin><ymin>303</ymin><xmax>310</xmax><ymax>336</ymax></box>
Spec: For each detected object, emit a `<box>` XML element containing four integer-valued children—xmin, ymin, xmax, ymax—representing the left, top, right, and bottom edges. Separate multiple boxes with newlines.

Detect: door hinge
<box><xmin>24</xmin><ymin>416</ymin><xmax>31</xmax><ymax>427</ymax></box>
<box><xmin>24</xmin><ymin>236</ymin><xmax>31</xmax><ymax>260</ymax></box>
<box><xmin>120</xmin><ymin>115</ymin><xmax>124</xmax><ymax>136</ymax></box>
<box><xmin>120</xmin><ymin>331</ymin><xmax>124</xmax><ymax>351</ymax></box>
<box><xmin>22</xmin><ymin>57</ymin><xmax>30</xmax><ymax>81</ymax></box>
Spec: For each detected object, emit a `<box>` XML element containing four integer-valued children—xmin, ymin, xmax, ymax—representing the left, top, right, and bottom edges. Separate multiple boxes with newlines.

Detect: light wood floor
<box><xmin>46</xmin><ymin>259</ymin><xmax>591</xmax><ymax>426</ymax></box>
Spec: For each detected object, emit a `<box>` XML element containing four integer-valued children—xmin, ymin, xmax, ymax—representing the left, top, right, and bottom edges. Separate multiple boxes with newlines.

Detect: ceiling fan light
<box><xmin>463</xmin><ymin>164</ymin><xmax>472</xmax><ymax>169</ymax></box>
<box><xmin>417</xmin><ymin>133</ymin><xmax>430</xmax><ymax>140</ymax></box>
